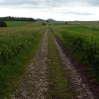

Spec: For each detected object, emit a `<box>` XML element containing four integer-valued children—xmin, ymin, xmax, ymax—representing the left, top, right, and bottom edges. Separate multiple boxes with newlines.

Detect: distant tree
<box><xmin>0</xmin><ymin>21</ymin><xmax>7</xmax><ymax>27</ymax></box>
<box><xmin>46</xmin><ymin>20</ymin><xmax>49</xmax><ymax>23</ymax></box>
<box><xmin>0</xmin><ymin>16</ymin><xmax>35</xmax><ymax>22</ymax></box>
<box><xmin>65</xmin><ymin>22</ymin><xmax>68</xmax><ymax>24</ymax></box>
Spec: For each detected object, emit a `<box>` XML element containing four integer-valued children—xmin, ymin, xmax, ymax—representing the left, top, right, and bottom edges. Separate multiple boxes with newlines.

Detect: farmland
<box><xmin>0</xmin><ymin>22</ymin><xmax>45</xmax><ymax>98</ymax></box>
<box><xmin>5</xmin><ymin>21</ymin><xmax>32</xmax><ymax>27</ymax></box>
<box><xmin>0</xmin><ymin>21</ymin><xmax>99</xmax><ymax>98</ymax></box>
<box><xmin>51</xmin><ymin>22</ymin><xmax>99</xmax><ymax>82</ymax></box>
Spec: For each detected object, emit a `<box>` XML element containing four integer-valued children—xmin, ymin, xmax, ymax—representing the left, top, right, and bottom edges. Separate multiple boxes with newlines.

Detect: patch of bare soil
<box><xmin>11</xmin><ymin>30</ymin><xmax>48</xmax><ymax>99</ymax></box>
<box><xmin>52</xmin><ymin>31</ymin><xmax>98</xmax><ymax>99</ymax></box>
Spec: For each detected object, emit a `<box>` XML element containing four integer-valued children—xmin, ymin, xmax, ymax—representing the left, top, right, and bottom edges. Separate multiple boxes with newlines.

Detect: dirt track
<box><xmin>52</xmin><ymin>29</ymin><xmax>99</xmax><ymax>99</ymax></box>
<box><xmin>11</xmin><ymin>30</ymin><xmax>48</xmax><ymax>99</ymax></box>
<box><xmin>53</xmin><ymin>33</ymin><xmax>95</xmax><ymax>99</ymax></box>
<box><xmin>10</xmin><ymin>28</ymin><xmax>98</xmax><ymax>99</ymax></box>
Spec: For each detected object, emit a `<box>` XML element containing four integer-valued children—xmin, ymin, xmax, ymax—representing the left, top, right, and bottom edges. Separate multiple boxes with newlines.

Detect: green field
<box><xmin>1</xmin><ymin>21</ymin><xmax>99</xmax><ymax>98</ymax></box>
<box><xmin>0</xmin><ymin>22</ymin><xmax>45</xmax><ymax>98</ymax></box>
<box><xmin>51</xmin><ymin>21</ymin><xmax>99</xmax><ymax>27</ymax></box>
<box><xmin>51</xmin><ymin>22</ymin><xmax>99</xmax><ymax>82</ymax></box>
<box><xmin>6</xmin><ymin>21</ymin><xmax>32</xmax><ymax>27</ymax></box>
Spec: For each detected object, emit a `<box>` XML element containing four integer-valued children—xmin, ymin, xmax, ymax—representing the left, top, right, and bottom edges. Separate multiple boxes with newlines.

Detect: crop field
<box><xmin>51</xmin><ymin>22</ymin><xmax>99</xmax><ymax>82</ymax></box>
<box><xmin>0</xmin><ymin>22</ymin><xmax>45</xmax><ymax>98</ymax></box>
<box><xmin>52</xmin><ymin>21</ymin><xmax>99</xmax><ymax>27</ymax></box>
<box><xmin>6</xmin><ymin>21</ymin><xmax>32</xmax><ymax>27</ymax></box>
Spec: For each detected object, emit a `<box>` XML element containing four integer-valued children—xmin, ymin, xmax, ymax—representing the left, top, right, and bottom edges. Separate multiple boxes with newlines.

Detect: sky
<box><xmin>0</xmin><ymin>0</ymin><xmax>99</xmax><ymax>21</ymax></box>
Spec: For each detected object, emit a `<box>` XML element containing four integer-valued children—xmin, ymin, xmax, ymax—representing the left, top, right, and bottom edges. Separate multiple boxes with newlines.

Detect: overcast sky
<box><xmin>0</xmin><ymin>0</ymin><xmax>99</xmax><ymax>21</ymax></box>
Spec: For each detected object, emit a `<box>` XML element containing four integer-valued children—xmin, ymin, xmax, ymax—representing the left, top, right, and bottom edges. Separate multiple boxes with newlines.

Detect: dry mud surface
<box><xmin>11</xmin><ymin>30</ymin><xmax>48</xmax><ymax>99</ymax></box>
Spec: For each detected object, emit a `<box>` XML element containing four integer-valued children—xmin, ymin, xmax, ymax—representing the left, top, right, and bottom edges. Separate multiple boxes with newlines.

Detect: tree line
<box><xmin>0</xmin><ymin>16</ymin><xmax>35</xmax><ymax>22</ymax></box>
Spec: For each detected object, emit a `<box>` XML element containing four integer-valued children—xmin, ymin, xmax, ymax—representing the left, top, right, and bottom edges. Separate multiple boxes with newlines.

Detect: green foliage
<box><xmin>65</xmin><ymin>22</ymin><xmax>68</xmax><ymax>24</ymax></box>
<box><xmin>42</xmin><ymin>22</ymin><xmax>46</xmax><ymax>26</ymax></box>
<box><xmin>0</xmin><ymin>21</ymin><xmax>7</xmax><ymax>27</ymax></box>
<box><xmin>0</xmin><ymin>16</ymin><xmax>35</xmax><ymax>22</ymax></box>
<box><xmin>46</xmin><ymin>20</ymin><xmax>49</xmax><ymax>23</ymax></box>
<box><xmin>53</xmin><ymin>25</ymin><xmax>99</xmax><ymax>81</ymax></box>
<box><xmin>0</xmin><ymin>24</ymin><xmax>44</xmax><ymax>98</ymax></box>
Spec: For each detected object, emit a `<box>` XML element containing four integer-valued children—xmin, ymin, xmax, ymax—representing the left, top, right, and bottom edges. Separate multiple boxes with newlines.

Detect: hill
<box><xmin>36</xmin><ymin>18</ymin><xmax>56</xmax><ymax>22</ymax></box>
<box><xmin>36</xmin><ymin>18</ymin><xmax>45</xmax><ymax>22</ymax></box>
<box><xmin>47</xmin><ymin>18</ymin><xmax>56</xmax><ymax>22</ymax></box>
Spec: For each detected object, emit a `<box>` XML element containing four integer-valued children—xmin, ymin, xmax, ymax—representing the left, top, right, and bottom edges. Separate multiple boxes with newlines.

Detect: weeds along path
<box><xmin>11</xmin><ymin>30</ymin><xmax>48</xmax><ymax>99</ymax></box>
<box><xmin>50</xmin><ymin>29</ymin><xmax>95</xmax><ymax>99</ymax></box>
<box><xmin>10</xmin><ymin>27</ymin><xmax>96</xmax><ymax>99</ymax></box>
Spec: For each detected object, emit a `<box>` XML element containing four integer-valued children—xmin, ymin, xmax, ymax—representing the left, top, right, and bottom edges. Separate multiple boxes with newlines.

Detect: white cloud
<box><xmin>0</xmin><ymin>0</ymin><xmax>99</xmax><ymax>21</ymax></box>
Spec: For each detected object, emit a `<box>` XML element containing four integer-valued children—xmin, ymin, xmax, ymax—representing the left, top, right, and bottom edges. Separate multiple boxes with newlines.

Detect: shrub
<box><xmin>42</xmin><ymin>22</ymin><xmax>46</xmax><ymax>26</ymax></box>
<box><xmin>65</xmin><ymin>22</ymin><xmax>68</xmax><ymax>24</ymax></box>
<box><xmin>0</xmin><ymin>21</ymin><xmax>7</xmax><ymax>27</ymax></box>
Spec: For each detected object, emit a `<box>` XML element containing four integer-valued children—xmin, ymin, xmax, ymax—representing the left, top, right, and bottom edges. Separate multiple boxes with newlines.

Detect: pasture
<box><xmin>5</xmin><ymin>21</ymin><xmax>32</xmax><ymax>27</ymax></box>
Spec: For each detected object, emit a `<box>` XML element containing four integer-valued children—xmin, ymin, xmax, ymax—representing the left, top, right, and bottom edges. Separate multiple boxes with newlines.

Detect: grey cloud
<box><xmin>0</xmin><ymin>0</ymin><xmax>98</xmax><ymax>9</ymax></box>
<box><xmin>80</xmin><ymin>0</ymin><xmax>99</xmax><ymax>6</ymax></box>
<box><xmin>0</xmin><ymin>0</ymin><xmax>40</xmax><ymax>6</ymax></box>
<box><xmin>0</xmin><ymin>0</ymin><xmax>78</xmax><ymax>8</ymax></box>
<box><xmin>72</xmin><ymin>12</ymin><xmax>94</xmax><ymax>15</ymax></box>
<box><xmin>0</xmin><ymin>0</ymin><xmax>70</xmax><ymax>11</ymax></box>
<box><xmin>64</xmin><ymin>11</ymin><xmax>95</xmax><ymax>16</ymax></box>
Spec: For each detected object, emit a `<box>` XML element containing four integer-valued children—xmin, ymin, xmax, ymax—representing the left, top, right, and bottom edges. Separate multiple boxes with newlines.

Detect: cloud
<box><xmin>0</xmin><ymin>0</ymin><xmax>90</xmax><ymax>8</ymax></box>
<box><xmin>0</xmin><ymin>0</ymin><xmax>39</xmax><ymax>6</ymax></box>
<box><xmin>86</xmin><ymin>0</ymin><xmax>99</xmax><ymax>6</ymax></box>
<box><xmin>65</xmin><ymin>11</ymin><xmax>94</xmax><ymax>16</ymax></box>
<box><xmin>0</xmin><ymin>0</ymin><xmax>98</xmax><ymax>11</ymax></box>
<box><xmin>0</xmin><ymin>0</ymin><xmax>99</xmax><ymax>21</ymax></box>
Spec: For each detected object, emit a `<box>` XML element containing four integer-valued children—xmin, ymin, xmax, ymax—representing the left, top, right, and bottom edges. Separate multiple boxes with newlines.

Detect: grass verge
<box><xmin>51</xmin><ymin>25</ymin><xmax>99</xmax><ymax>82</ymax></box>
<box><xmin>47</xmin><ymin>29</ymin><xmax>76</xmax><ymax>99</ymax></box>
<box><xmin>0</xmin><ymin>26</ymin><xmax>45</xmax><ymax>98</ymax></box>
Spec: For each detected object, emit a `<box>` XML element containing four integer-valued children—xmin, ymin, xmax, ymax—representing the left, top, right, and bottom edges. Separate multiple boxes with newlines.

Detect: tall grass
<box><xmin>52</xmin><ymin>25</ymin><xmax>99</xmax><ymax>82</ymax></box>
<box><xmin>0</xmin><ymin>23</ymin><xmax>45</xmax><ymax>98</ymax></box>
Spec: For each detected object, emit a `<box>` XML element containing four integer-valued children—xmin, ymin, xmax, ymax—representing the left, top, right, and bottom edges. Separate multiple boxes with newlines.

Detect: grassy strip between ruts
<box><xmin>47</xmin><ymin>29</ymin><xmax>76</xmax><ymax>99</ymax></box>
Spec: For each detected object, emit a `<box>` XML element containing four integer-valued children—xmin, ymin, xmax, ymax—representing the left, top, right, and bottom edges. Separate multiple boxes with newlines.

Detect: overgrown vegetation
<box><xmin>42</xmin><ymin>22</ymin><xmax>46</xmax><ymax>26</ymax></box>
<box><xmin>0</xmin><ymin>23</ymin><xmax>45</xmax><ymax>98</ymax></box>
<box><xmin>52</xmin><ymin>25</ymin><xmax>99</xmax><ymax>82</ymax></box>
<box><xmin>0</xmin><ymin>21</ymin><xmax>7</xmax><ymax>27</ymax></box>
<box><xmin>47</xmin><ymin>30</ymin><xmax>75</xmax><ymax>99</ymax></box>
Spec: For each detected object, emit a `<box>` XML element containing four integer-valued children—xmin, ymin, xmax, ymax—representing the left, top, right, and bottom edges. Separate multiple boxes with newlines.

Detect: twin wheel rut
<box><xmin>11</xmin><ymin>29</ymin><xmax>96</xmax><ymax>99</ymax></box>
